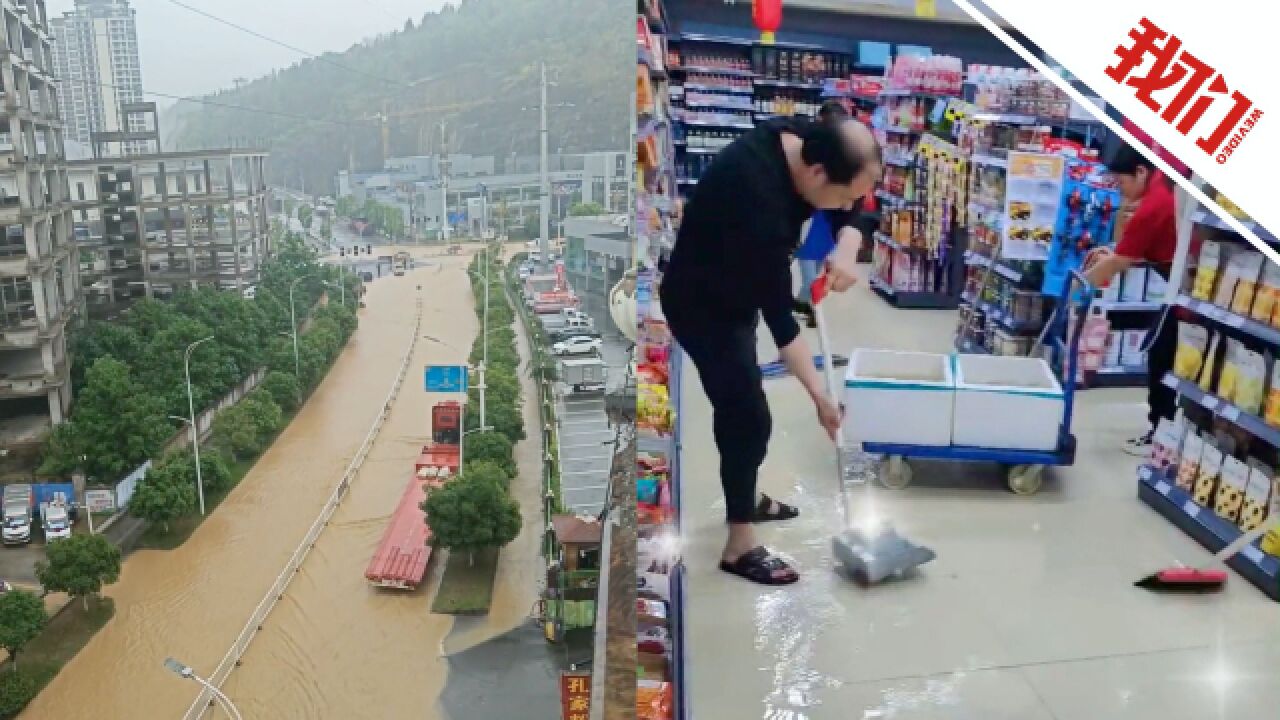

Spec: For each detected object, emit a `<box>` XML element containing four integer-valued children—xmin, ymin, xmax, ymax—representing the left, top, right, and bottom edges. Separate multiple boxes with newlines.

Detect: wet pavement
<box><xmin>23</xmin><ymin>244</ymin><xmax>546</xmax><ymax>719</ymax></box>
<box><xmin>678</xmin><ymin>267</ymin><xmax>1280</xmax><ymax>720</ymax></box>
<box><xmin>439</xmin><ymin>624</ymin><xmax>592</xmax><ymax>720</ymax></box>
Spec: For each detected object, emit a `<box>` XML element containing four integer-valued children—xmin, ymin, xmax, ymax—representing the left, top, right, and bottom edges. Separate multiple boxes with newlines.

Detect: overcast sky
<box><xmin>48</xmin><ymin>0</ymin><xmax>456</xmax><ymax>97</ymax></box>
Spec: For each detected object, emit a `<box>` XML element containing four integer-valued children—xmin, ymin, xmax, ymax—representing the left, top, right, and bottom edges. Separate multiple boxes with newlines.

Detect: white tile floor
<box><xmin>677</xmin><ymin>274</ymin><xmax>1280</xmax><ymax>720</ymax></box>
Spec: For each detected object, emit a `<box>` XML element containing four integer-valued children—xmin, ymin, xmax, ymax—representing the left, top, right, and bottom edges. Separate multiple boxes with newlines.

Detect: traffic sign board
<box><xmin>425</xmin><ymin>365</ymin><xmax>468</xmax><ymax>393</ymax></box>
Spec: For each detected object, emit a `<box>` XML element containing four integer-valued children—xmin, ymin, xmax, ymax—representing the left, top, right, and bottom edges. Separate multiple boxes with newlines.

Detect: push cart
<box><xmin>863</xmin><ymin>270</ymin><xmax>1094</xmax><ymax>495</ymax></box>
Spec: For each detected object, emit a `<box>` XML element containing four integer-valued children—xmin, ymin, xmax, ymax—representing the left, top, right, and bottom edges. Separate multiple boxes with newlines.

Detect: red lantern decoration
<box><xmin>753</xmin><ymin>0</ymin><xmax>781</xmax><ymax>45</ymax></box>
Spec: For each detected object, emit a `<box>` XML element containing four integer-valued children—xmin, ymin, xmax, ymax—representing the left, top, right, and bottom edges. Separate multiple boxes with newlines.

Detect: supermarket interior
<box><xmin>635</xmin><ymin>1</ymin><xmax>1280</xmax><ymax>719</ymax></box>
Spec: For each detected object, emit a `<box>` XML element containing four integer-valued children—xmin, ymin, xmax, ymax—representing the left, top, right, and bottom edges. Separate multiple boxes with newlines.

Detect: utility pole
<box><xmin>439</xmin><ymin>121</ymin><xmax>450</xmax><ymax>242</ymax></box>
<box><xmin>539</xmin><ymin>62</ymin><xmax>550</xmax><ymax>270</ymax></box>
<box><xmin>380</xmin><ymin>99</ymin><xmax>391</xmax><ymax>166</ymax></box>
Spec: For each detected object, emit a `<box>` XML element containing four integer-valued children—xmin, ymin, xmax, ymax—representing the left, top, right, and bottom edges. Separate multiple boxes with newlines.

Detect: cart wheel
<box><xmin>1007</xmin><ymin>464</ymin><xmax>1044</xmax><ymax>495</ymax></box>
<box><xmin>881</xmin><ymin>456</ymin><xmax>913</xmax><ymax>489</ymax></box>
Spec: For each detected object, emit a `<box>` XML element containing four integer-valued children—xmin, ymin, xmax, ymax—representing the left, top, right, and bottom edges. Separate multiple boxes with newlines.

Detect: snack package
<box><xmin>637</xmin><ymin>598</ymin><xmax>668</xmax><ymax>625</ymax></box>
<box><xmin>1198</xmin><ymin>331</ymin><xmax>1221</xmax><ymax>393</ymax></box>
<box><xmin>1266</xmin><ymin>360</ymin><xmax>1280</xmax><ymax>428</ymax></box>
<box><xmin>1230</xmin><ymin>252</ymin><xmax>1265</xmax><ymax>314</ymax></box>
<box><xmin>637</xmin><ymin>475</ymin><xmax>661</xmax><ymax>505</ymax></box>
<box><xmin>1217</xmin><ymin>338</ymin><xmax>1243</xmax><ymax>401</ymax></box>
<box><xmin>1235</xmin><ymin>348</ymin><xmax>1267</xmax><ymax>414</ymax></box>
<box><xmin>1214</xmin><ymin>251</ymin><xmax>1260</xmax><ymax>308</ymax></box>
<box><xmin>1173</xmin><ymin>322</ymin><xmax>1209</xmax><ymax>381</ymax></box>
<box><xmin>1239</xmin><ymin>462</ymin><xmax>1273</xmax><ymax>533</ymax></box>
<box><xmin>1175</xmin><ymin>432</ymin><xmax>1204</xmax><ymax>491</ymax></box>
<box><xmin>1193</xmin><ymin>438</ymin><xmax>1224</xmax><ymax>506</ymax></box>
<box><xmin>1214</xmin><ymin>455</ymin><xmax>1250</xmax><ymax>522</ymax></box>
<box><xmin>1150</xmin><ymin>416</ymin><xmax>1185</xmax><ymax>470</ymax></box>
<box><xmin>1250</xmin><ymin>261</ymin><xmax>1280</xmax><ymax>323</ymax></box>
<box><xmin>1261</xmin><ymin>478</ymin><xmax>1280</xmax><ymax>557</ymax></box>
<box><xmin>638</xmin><ymin>623</ymin><xmax>671</xmax><ymax>655</ymax></box>
<box><xmin>1191</xmin><ymin>240</ymin><xmax>1222</xmax><ymax>301</ymax></box>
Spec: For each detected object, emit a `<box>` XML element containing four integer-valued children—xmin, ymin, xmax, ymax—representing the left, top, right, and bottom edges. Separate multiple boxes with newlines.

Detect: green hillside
<box><xmin>165</xmin><ymin>0</ymin><xmax>631</xmax><ymax>193</ymax></box>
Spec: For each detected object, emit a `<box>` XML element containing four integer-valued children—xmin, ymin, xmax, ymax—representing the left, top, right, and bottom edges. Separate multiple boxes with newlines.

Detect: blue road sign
<box><xmin>424</xmin><ymin>365</ymin><xmax>468</xmax><ymax>393</ymax></box>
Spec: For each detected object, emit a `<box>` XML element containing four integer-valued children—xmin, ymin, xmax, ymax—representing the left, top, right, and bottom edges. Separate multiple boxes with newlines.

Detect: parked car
<box><xmin>552</xmin><ymin>335</ymin><xmax>602</xmax><ymax>357</ymax></box>
<box><xmin>518</xmin><ymin>265</ymin><xmax>532</xmax><ymax>280</ymax></box>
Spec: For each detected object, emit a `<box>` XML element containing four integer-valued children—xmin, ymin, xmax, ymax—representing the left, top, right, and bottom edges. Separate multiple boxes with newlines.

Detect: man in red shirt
<box><xmin>1084</xmin><ymin>143</ymin><xmax>1179</xmax><ymax>455</ymax></box>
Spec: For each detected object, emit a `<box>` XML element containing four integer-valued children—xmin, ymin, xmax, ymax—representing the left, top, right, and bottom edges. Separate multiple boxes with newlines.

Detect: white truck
<box><xmin>40</xmin><ymin>493</ymin><xmax>72</xmax><ymax>542</ymax></box>
<box><xmin>2</xmin><ymin>485</ymin><xmax>33</xmax><ymax>546</ymax></box>
<box><xmin>560</xmin><ymin>356</ymin><xmax>608</xmax><ymax>394</ymax></box>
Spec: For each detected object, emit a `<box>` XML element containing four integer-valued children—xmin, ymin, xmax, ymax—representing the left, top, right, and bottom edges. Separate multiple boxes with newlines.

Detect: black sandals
<box><xmin>751</xmin><ymin>493</ymin><xmax>799</xmax><ymax>523</ymax></box>
<box><xmin>719</xmin><ymin>546</ymin><xmax>799</xmax><ymax>585</ymax></box>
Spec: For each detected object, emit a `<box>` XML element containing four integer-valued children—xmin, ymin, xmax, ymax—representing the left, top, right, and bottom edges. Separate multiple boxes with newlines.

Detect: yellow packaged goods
<box><xmin>1249</xmin><ymin>262</ymin><xmax>1280</xmax><ymax>323</ymax></box>
<box><xmin>1198</xmin><ymin>331</ymin><xmax>1220</xmax><ymax>393</ymax></box>
<box><xmin>1229</xmin><ymin>253</ymin><xmax>1265</xmax><ymax>314</ymax></box>
<box><xmin>1214</xmin><ymin>455</ymin><xmax>1250</xmax><ymax>522</ymax></box>
<box><xmin>1173</xmin><ymin>322</ymin><xmax>1209</xmax><ymax>381</ymax></box>
<box><xmin>1234</xmin><ymin>348</ymin><xmax>1266</xmax><ymax>414</ymax></box>
<box><xmin>1213</xmin><ymin>251</ymin><xmax>1258</xmax><ymax>309</ymax></box>
<box><xmin>1261</xmin><ymin>478</ymin><xmax>1280</xmax><ymax>556</ymax></box>
<box><xmin>1238</xmin><ymin>463</ymin><xmax>1273</xmax><ymax>533</ymax></box>
<box><xmin>1266</xmin><ymin>361</ymin><xmax>1280</xmax><ymax>428</ymax></box>
<box><xmin>1191</xmin><ymin>241</ymin><xmax>1222</xmax><ymax>302</ymax></box>
<box><xmin>1175</xmin><ymin>432</ymin><xmax>1204</xmax><ymax>491</ymax></box>
<box><xmin>1193</xmin><ymin>440</ymin><xmax>1224</xmax><ymax>506</ymax></box>
<box><xmin>1217</xmin><ymin>338</ymin><xmax>1242</xmax><ymax>403</ymax></box>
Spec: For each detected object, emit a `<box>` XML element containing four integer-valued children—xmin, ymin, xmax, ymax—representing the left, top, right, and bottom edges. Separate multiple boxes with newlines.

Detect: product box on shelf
<box><xmin>1120</xmin><ymin>330</ymin><xmax>1148</xmax><ymax>367</ymax></box>
<box><xmin>844</xmin><ymin>349</ymin><xmax>955</xmax><ymax>446</ymax></box>
<box><xmin>1120</xmin><ymin>267</ymin><xmax>1148</xmax><ymax>303</ymax></box>
<box><xmin>952</xmin><ymin>354</ymin><xmax>1064</xmax><ymax>451</ymax></box>
<box><xmin>1103</xmin><ymin>331</ymin><xmax>1123</xmax><ymax>367</ymax></box>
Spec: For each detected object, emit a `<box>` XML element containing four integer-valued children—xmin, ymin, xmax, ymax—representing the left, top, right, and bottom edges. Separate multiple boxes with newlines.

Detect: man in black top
<box><xmin>661</xmin><ymin>116</ymin><xmax>882</xmax><ymax>585</ymax></box>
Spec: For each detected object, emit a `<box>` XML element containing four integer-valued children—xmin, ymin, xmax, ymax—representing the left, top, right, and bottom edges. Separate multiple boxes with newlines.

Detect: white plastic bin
<box><xmin>844</xmin><ymin>350</ymin><xmax>954</xmax><ymax>446</ymax></box>
<box><xmin>952</xmin><ymin>354</ymin><xmax>1064</xmax><ymax>451</ymax></box>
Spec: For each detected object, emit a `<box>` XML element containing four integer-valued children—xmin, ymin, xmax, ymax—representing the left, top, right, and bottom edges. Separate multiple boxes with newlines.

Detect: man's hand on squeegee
<box><xmin>778</xmin><ymin>333</ymin><xmax>842</xmax><ymax>442</ymax></box>
<box><xmin>824</xmin><ymin>226</ymin><xmax>862</xmax><ymax>292</ymax></box>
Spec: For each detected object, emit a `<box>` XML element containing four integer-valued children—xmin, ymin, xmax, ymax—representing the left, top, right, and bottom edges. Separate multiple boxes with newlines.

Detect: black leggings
<box><xmin>669</xmin><ymin>317</ymin><xmax>771</xmax><ymax>524</ymax></box>
<box><xmin>1145</xmin><ymin>306</ymin><xmax>1178</xmax><ymax>428</ymax></box>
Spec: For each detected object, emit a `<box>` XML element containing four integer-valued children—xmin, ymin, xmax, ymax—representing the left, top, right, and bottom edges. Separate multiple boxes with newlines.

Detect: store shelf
<box><xmin>876</xmin><ymin>189</ymin><xmax>921</xmax><ymax>207</ymax></box>
<box><xmin>754</xmin><ymin>78</ymin><xmax>824</xmax><ymax>90</ymax></box>
<box><xmin>964</xmin><ymin>251</ymin><xmax>1027</xmax><ymax>285</ymax></box>
<box><xmin>883</xmin><ymin>125</ymin><xmax>922</xmax><ymax>134</ymax></box>
<box><xmin>681</xmin><ymin>146</ymin><xmax>722</xmax><ymax>155</ymax></box>
<box><xmin>880</xmin><ymin>89</ymin><xmax>955</xmax><ymax>99</ymax></box>
<box><xmin>871</xmin><ymin>276</ymin><xmax>960</xmax><ymax>310</ymax></box>
<box><xmin>1090</xmin><ymin>364</ymin><xmax>1147</xmax><ymax>387</ymax></box>
<box><xmin>873</xmin><ymin>231</ymin><xmax>914</xmax><ymax>253</ymax></box>
<box><xmin>960</xmin><ymin>293</ymin><xmax>1043</xmax><ymax>334</ymax></box>
<box><xmin>1192</xmin><ymin>210</ymin><xmax>1278</xmax><ymax>244</ymax></box>
<box><xmin>884</xmin><ymin>154</ymin><xmax>914</xmax><ymax>168</ymax></box>
<box><xmin>683</xmin><ymin>100</ymin><xmax>754</xmax><ymax>112</ymax></box>
<box><xmin>681</xmin><ymin>82</ymin><xmax>753</xmax><ymax>95</ymax></box>
<box><xmin>1162</xmin><ymin>373</ymin><xmax>1280</xmax><ymax>448</ymax></box>
<box><xmin>671</xmin><ymin>65</ymin><xmax>757</xmax><ymax>78</ymax></box>
<box><xmin>1137</xmin><ymin>465</ymin><xmax>1280</xmax><ymax>602</ymax></box>
<box><xmin>1094</xmin><ymin>299</ymin><xmax>1163</xmax><ymax>312</ymax></box>
<box><xmin>970</xmin><ymin>153</ymin><xmax>1008</xmax><ymax>168</ymax></box>
<box><xmin>1174</xmin><ymin>294</ymin><xmax>1280</xmax><ymax>346</ymax></box>
<box><xmin>971</xmin><ymin>112</ymin><xmax>1040</xmax><ymax>125</ymax></box>
<box><xmin>638</xmin><ymin>45</ymin><xmax>667</xmax><ymax>79</ymax></box>
<box><xmin>679</xmin><ymin>117</ymin><xmax>754</xmax><ymax>130</ymax></box>
<box><xmin>676</xmin><ymin>32</ymin><xmax>753</xmax><ymax>47</ymax></box>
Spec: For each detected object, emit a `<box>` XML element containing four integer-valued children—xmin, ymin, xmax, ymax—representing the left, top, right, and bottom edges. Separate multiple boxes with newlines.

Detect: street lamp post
<box><xmin>183</xmin><ymin>336</ymin><xmax>215</xmax><ymax>516</ymax></box>
<box><xmin>163</xmin><ymin>658</ymin><xmax>243</xmax><ymax>720</ymax></box>
<box><xmin>480</xmin><ymin>245</ymin><xmax>490</xmax><ymax>429</ymax></box>
<box><xmin>288</xmin><ymin>276</ymin><xmax>305</xmax><ymax>382</ymax></box>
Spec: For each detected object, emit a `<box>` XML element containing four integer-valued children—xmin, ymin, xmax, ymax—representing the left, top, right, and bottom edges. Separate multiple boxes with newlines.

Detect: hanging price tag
<box><xmin>915</xmin><ymin>0</ymin><xmax>937</xmax><ymax>18</ymax></box>
<box><xmin>1201</xmin><ymin>395</ymin><xmax>1219</xmax><ymax>411</ymax></box>
<box><xmin>1220</xmin><ymin>405</ymin><xmax>1241</xmax><ymax>422</ymax></box>
<box><xmin>1223</xmin><ymin>312</ymin><xmax>1245</xmax><ymax>329</ymax></box>
<box><xmin>1182</xmin><ymin>500</ymin><xmax>1201</xmax><ymax>518</ymax></box>
<box><xmin>1155</xmin><ymin>480</ymin><xmax>1171</xmax><ymax>496</ymax></box>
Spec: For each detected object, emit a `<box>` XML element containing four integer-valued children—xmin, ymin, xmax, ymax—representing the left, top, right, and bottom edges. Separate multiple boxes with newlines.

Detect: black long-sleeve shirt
<box><xmin>661</xmin><ymin>118</ymin><xmax>815</xmax><ymax>349</ymax></box>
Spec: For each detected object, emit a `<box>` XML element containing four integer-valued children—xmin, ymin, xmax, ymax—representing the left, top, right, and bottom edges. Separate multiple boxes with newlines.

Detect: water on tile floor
<box><xmin>677</xmin><ymin>273</ymin><xmax>1279</xmax><ymax>720</ymax></box>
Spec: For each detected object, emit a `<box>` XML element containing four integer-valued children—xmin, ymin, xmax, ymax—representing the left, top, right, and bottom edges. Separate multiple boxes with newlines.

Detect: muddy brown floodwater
<box><xmin>25</xmin><ymin>245</ymin><xmax>544</xmax><ymax>719</ymax></box>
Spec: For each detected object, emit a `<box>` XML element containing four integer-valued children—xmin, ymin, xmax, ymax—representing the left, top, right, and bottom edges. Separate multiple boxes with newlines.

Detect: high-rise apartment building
<box><xmin>1</xmin><ymin>0</ymin><xmax>81</xmax><ymax>453</ymax></box>
<box><xmin>50</xmin><ymin>0</ymin><xmax>146</xmax><ymax>156</ymax></box>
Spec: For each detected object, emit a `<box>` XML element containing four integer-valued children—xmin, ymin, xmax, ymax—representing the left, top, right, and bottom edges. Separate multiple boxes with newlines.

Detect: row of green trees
<box><xmin>0</xmin><ymin>534</ymin><xmax>122</xmax><ymax>714</ymax></box>
<box><xmin>335</xmin><ymin>196</ymin><xmax>405</xmax><ymax>239</ymax></box>
<box><xmin>423</xmin><ymin>246</ymin><xmax>523</xmax><ymax>565</ymax></box>
<box><xmin>128</xmin><ymin>300</ymin><xmax>356</xmax><ymax>537</ymax></box>
<box><xmin>40</xmin><ymin>233</ymin><xmax>359</xmax><ymax>485</ymax></box>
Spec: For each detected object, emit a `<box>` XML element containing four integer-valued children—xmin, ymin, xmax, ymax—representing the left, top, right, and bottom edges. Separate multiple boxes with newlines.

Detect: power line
<box><xmin>88</xmin><ymin>78</ymin><xmax>378</xmax><ymax>130</ymax></box>
<box><xmin>163</xmin><ymin>0</ymin><xmax>409</xmax><ymax>89</ymax></box>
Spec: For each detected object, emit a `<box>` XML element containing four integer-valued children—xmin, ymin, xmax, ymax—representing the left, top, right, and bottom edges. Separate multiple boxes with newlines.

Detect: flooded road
<box><xmin>25</xmin><ymin>245</ymin><xmax>543</xmax><ymax>719</ymax></box>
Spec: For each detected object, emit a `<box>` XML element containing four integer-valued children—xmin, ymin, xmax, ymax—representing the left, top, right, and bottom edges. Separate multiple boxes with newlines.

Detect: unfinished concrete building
<box><xmin>0</xmin><ymin>0</ymin><xmax>81</xmax><ymax>453</ymax></box>
<box><xmin>71</xmin><ymin>148</ymin><xmax>271</xmax><ymax>318</ymax></box>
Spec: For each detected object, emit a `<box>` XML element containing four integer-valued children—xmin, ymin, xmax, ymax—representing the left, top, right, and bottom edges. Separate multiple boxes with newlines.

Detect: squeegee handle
<box><xmin>810</xmin><ymin>275</ymin><xmax>842</xmax><ymax>406</ymax></box>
